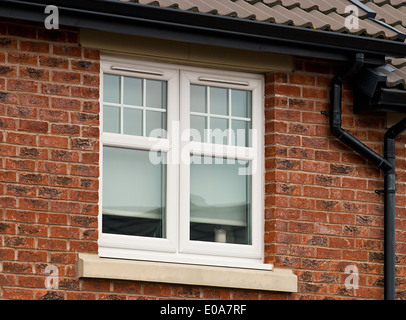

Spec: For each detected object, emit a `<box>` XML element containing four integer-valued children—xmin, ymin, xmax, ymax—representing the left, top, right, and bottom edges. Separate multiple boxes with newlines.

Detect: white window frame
<box><xmin>99</xmin><ymin>54</ymin><xmax>268</xmax><ymax>270</ymax></box>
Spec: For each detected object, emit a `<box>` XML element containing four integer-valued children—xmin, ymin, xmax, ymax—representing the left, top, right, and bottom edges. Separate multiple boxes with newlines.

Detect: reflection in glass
<box><xmin>190</xmin><ymin>156</ymin><xmax>251</xmax><ymax>245</ymax></box>
<box><xmin>146</xmin><ymin>79</ymin><xmax>167</xmax><ymax>109</ymax></box>
<box><xmin>231</xmin><ymin>89</ymin><xmax>251</xmax><ymax>118</ymax></box>
<box><xmin>232</xmin><ymin>120</ymin><xmax>251</xmax><ymax>147</ymax></box>
<box><xmin>123</xmin><ymin>108</ymin><xmax>142</xmax><ymax>136</ymax></box>
<box><xmin>103</xmin><ymin>74</ymin><xmax>120</xmax><ymax>104</ymax></box>
<box><xmin>191</xmin><ymin>85</ymin><xmax>207</xmax><ymax>113</ymax></box>
<box><xmin>123</xmin><ymin>76</ymin><xmax>142</xmax><ymax>106</ymax></box>
<box><xmin>190</xmin><ymin>115</ymin><xmax>206</xmax><ymax>142</ymax></box>
<box><xmin>210</xmin><ymin>117</ymin><xmax>228</xmax><ymax>145</ymax></box>
<box><xmin>102</xmin><ymin>146</ymin><xmax>166</xmax><ymax>238</ymax></box>
<box><xmin>103</xmin><ymin>105</ymin><xmax>120</xmax><ymax>133</ymax></box>
<box><xmin>210</xmin><ymin>87</ymin><xmax>228</xmax><ymax>115</ymax></box>
<box><xmin>146</xmin><ymin>111</ymin><xmax>167</xmax><ymax>138</ymax></box>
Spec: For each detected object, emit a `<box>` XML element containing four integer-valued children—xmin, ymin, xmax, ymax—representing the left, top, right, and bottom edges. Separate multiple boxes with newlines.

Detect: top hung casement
<box><xmin>99</xmin><ymin>55</ymin><xmax>267</xmax><ymax>270</ymax></box>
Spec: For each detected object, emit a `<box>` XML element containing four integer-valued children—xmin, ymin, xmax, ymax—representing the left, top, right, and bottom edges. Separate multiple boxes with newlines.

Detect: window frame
<box><xmin>98</xmin><ymin>54</ymin><xmax>268</xmax><ymax>270</ymax></box>
<box><xmin>99</xmin><ymin>57</ymin><xmax>179</xmax><ymax>255</ymax></box>
<box><xmin>178</xmin><ymin>70</ymin><xmax>264</xmax><ymax>260</ymax></box>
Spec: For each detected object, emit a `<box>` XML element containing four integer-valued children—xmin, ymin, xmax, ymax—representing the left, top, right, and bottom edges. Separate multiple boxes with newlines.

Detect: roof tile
<box><xmin>122</xmin><ymin>0</ymin><xmax>406</xmax><ymax>89</ymax></box>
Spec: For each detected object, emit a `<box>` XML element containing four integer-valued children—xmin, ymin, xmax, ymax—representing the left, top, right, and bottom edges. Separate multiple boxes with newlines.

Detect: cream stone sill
<box><xmin>78</xmin><ymin>253</ymin><xmax>297</xmax><ymax>293</ymax></box>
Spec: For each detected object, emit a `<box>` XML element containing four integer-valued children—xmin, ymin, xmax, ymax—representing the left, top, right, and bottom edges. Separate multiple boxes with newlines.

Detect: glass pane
<box><xmin>123</xmin><ymin>76</ymin><xmax>142</xmax><ymax>106</ymax></box>
<box><xmin>146</xmin><ymin>110</ymin><xmax>167</xmax><ymax>138</ymax></box>
<box><xmin>210</xmin><ymin>87</ymin><xmax>228</xmax><ymax>116</ymax></box>
<box><xmin>190</xmin><ymin>115</ymin><xmax>206</xmax><ymax>142</ymax></box>
<box><xmin>210</xmin><ymin>117</ymin><xmax>228</xmax><ymax>145</ymax></box>
<box><xmin>191</xmin><ymin>85</ymin><xmax>207</xmax><ymax>113</ymax></box>
<box><xmin>103</xmin><ymin>105</ymin><xmax>120</xmax><ymax>133</ymax></box>
<box><xmin>231</xmin><ymin>89</ymin><xmax>251</xmax><ymax>118</ymax></box>
<box><xmin>146</xmin><ymin>79</ymin><xmax>167</xmax><ymax>109</ymax></box>
<box><xmin>190</xmin><ymin>156</ymin><xmax>251</xmax><ymax>245</ymax></box>
<box><xmin>103</xmin><ymin>74</ymin><xmax>120</xmax><ymax>104</ymax></box>
<box><xmin>102</xmin><ymin>146</ymin><xmax>166</xmax><ymax>238</ymax></box>
<box><xmin>232</xmin><ymin>120</ymin><xmax>251</xmax><ymax>147</ymax></box>
<box><xmin>123</xmin><ymin>108</ymin><xmax>142</xmax><ymax>136</ymax></box>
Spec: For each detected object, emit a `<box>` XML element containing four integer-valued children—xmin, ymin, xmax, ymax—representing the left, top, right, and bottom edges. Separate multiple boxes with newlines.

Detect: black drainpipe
<box><xmin>328</xmin><ymin>53</ymin><xmax>406</xmax><ymax>300</ymax></box>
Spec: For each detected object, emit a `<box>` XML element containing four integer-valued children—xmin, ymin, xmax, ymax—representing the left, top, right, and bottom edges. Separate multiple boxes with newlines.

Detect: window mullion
<box><xmin>228</xmin><ymin>88</ymin><xmax>232</xmax><ymax>146</ymax></box>
<box><xmin>142</xmin><ymin>78</ymin><xmax>147</xmax><ymax>137</ymax></box>
<box><xmin>120</xmin><ymin>75</ymin><xmax>124</xmax><ymax>134</ymax></box>
<box><xmin>206</xmin><ymin>86</ymin><xmax>211</xmax><ymax>144</ymax></box>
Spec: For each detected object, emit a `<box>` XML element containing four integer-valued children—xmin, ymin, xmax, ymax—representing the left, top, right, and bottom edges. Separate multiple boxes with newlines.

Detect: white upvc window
<box><xmin>99</xmin><ymin>55</ymin><xmax>268</xmax><ymax>270</ymax></box>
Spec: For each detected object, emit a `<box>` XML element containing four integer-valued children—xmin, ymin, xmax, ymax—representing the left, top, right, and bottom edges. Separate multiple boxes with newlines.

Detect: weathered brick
<box><xmin>7</xmin><ymin>52</ymin><xmax>37</xmax><ymax>65</ymax></box>
<box><xmin>0</xmin><ymin>37</ymin><xmax>18</xmax><ymax>49</ymax></box>
<box><xmin>20</xmin><ymin>67</ymin><xmax>49</xmax><ymax>81</ymax></box>
<box><xmin>20</xmin><ymin>40</ymin><xmax>49</xmax><ymax>53</ymax></box>
<box><xmin>7</xmin><ymin>79</ymin><xmax>38</xmax><ymax>92</ymax></box>
<box><xmin>0</xmin><ymin>20</ymin><xmax>403</xmax><ymax>302</ymax></box>
<box><xmin>19</xmin><ymin>119</ymin><xmax>49</xmax><ymax>133</ymax></box>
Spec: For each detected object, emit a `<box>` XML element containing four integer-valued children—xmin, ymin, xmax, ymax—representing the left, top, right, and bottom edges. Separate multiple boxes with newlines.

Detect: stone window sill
<box><xmin>78</xmin><ymin>253</ymin><xmax>297</xmax><ymax>293</ymax></box>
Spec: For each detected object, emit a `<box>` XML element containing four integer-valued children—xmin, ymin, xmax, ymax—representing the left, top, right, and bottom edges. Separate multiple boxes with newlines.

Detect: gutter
<box><xmin>328</xmin><ymin>53</ymin><xmax>406</xmax><ymax>300</ymax></box>
<box><xmin>1</xmin><ymin>0</ymin><xmax>406</xmax><ymax>65</ymax></box>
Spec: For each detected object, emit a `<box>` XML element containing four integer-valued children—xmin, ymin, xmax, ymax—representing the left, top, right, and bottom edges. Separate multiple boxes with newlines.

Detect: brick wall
<box><xmin>0</xmin><ymin>19</ymin><xmax>101</xmax><ymax>300</ymax></box>
<box><xmin>1</xmin><ymin>19</ymin><xmax>405</xmax><ymax>300</ymax></box>
<box><xmin>265</xmin><ymin>59</ymin><xmax>406</xmax><ymax>300</ymax></box>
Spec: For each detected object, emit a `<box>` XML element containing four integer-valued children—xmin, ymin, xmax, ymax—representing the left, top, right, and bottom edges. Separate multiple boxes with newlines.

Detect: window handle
<box><xmin>198</xmin><ymin>76</ymin><xmax>249</xmax><ymax>86</ymax></box>
<box><xmin>110</xmin><ymin>66</ymin><xmax>164</xmax><ymax>76</ymax></box>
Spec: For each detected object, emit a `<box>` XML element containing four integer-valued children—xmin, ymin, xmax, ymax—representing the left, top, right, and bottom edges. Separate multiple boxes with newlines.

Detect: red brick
<box><xmin>302</xmin><ymin>87</ymin><xmax>328</xmax><ymax>99</ymax></box>
<box><xmin>7</xmin><ymin>52</ymin><xmax>37</xmax><ymax>65</ymax></box>
<box><xmin>274</xmin><ymin>84</ymin><xmax>301</xmax><ymax>96</ymax></box>
<box><xmin>0</xmin><ymin>65</ymin><xmax>17</xmax><ymax>77</ymax></box>
<box><xmin>51</xmin><ymin>97</ymin><xmax>81</xmax><ymax>110</ymax></box>
<box><xmin>0</xmin><ymin>91</ymin><xmax>18</xmax><ymax>104</ymax></box>
<box><xmin>53</xmin><ymin>45</ymin><xmax>81</xmax><ymax>57</ymax></box>
<box><xmin>70</xmin><ymin>164</ymin><xmax>99</xmax><ymax>177</ymax></box>
<box><xmin>38</xmin><ymin>187</ymin><xmax>68</xmax><ymax>199</ymax></box>
<box><xmin>0</xmin><ymin>144</ymin><xmax>17</xmax><ymax>156</ymax></box>
<box><xmin>4</xmin><ymin>236</ymin><xmax>35</xmax><ymax>248</ymax></box>
<box><xmin>0</xmin><ymin>37</ymin><xmax>18</xmax><ymax>49</ymax></box>
<box><xmin>70</xmin><ymin>190</ymin><xmax>98</xmax><ymax>202</ymax></box>
<box><xmin>52</xmin><ymin>70</ymin><xmax>81</xmax><ymax>83</ymax></box>
<box><xmin>41</xmin><ymin>83</ymin><xmax>70</xmax><ymax>96</ymax></box>
<box><xmin>71</xmin><ymin>60</ymin><xmax>100</xmax><ymax>72</ymax></box>
<box><xmin>19</xmin><ymin>198</ymin><xmax>49</xmax><ymax>211</ymax></box>
<box><xmin>7</xmin><ymin>185</ymin><xmax>36</xmax><ymax>197</ymax></box>
<box><xmin>2</xmin><ymin>262</ymin><xmax>33</xmax><ymax>274</ymax></box>
<box><xmin>20</xmin><ymin>40</ymin><xmax>50</xmax><ymax>53</ymax></box>
<box><xmin>0</xmin><ymin>32</ymin><xmax>403</xmax><ymax>301</ymax></box>
<box><xmin>20</xmin><ymin>67</ymin><xmax>49</xmax><ymax>80</ymax></box>
<box><xmin>19</xmin><ymin>119</ymin><xmax>49</xmax><ymax>133</ymax></box>
<box><xmin>39</xmin><ymin>135</ymin><xmax>69</xmax><ymax>148</ymax></box>
<box><xmin>83</xmin><ymin>48</ymin><xmax>100</xmax><ymax>60</ymax></box>
<box><xmin>71</xmin><ymin>86</ymin><xmax>99</xmax><ymax>99</ymax></box>
<box><xmin>6</xmin><ymin>132</ymin><xmax>36</xmax><ymax>145</ymax></box>
<box><xmin>37</xmin><ymin>238</ymin><xmax>67</xmax><ymax>251</ymax></box>
<box><xmin>7</xmin><ymin>79</ymin><xmax>38</xmax><ymax>92</ymax></box>
<box><xmin>290</xmin><ymin>74</ymin><xmax>315</xmax><ymax>86</ymax></box>
<box><xmin>38</xmin><ymin>109</ymin><xmax>69</xmax><ymax>122</ymax></box>
<box><xmin>144</xmin><ymin>283</ymin><xmax>172</xmax><ymax>296</ymax></box>
<box><xmin>0</xmin><ymin>170</ymin><xmax>17</xmax><ymax>182</ymax></box>
<box><xmin>3</xmin><ymin>287</ymin><xmax>34</xmax><ymax>300</ymax></box>
<box><xmin>50</xmin><ymin>149</ymin><xmax>79</xmax><ymax>162</ymax></box>
<box><xmin>7</xmin><ymin>105</ymin><xmax>37</xmax><ymax>118</ymax></box>
<box><xmin>50</xmin><ymin>226</ymin><xmax>80</xmax><ymax>239</ymax></box>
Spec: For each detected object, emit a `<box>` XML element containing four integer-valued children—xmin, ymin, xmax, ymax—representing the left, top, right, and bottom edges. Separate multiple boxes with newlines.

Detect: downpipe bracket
<box><xmin>329</xmin><ymin>53</ymin><xmax>406</xmax><ymax>300</ymax></box>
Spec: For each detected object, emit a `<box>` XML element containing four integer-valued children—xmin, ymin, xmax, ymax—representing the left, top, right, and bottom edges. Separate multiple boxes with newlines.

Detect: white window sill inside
<box><xmin>77</xmin><ymin>253</ymin><xmax>297</xmax><ymax>293</ymax></box>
